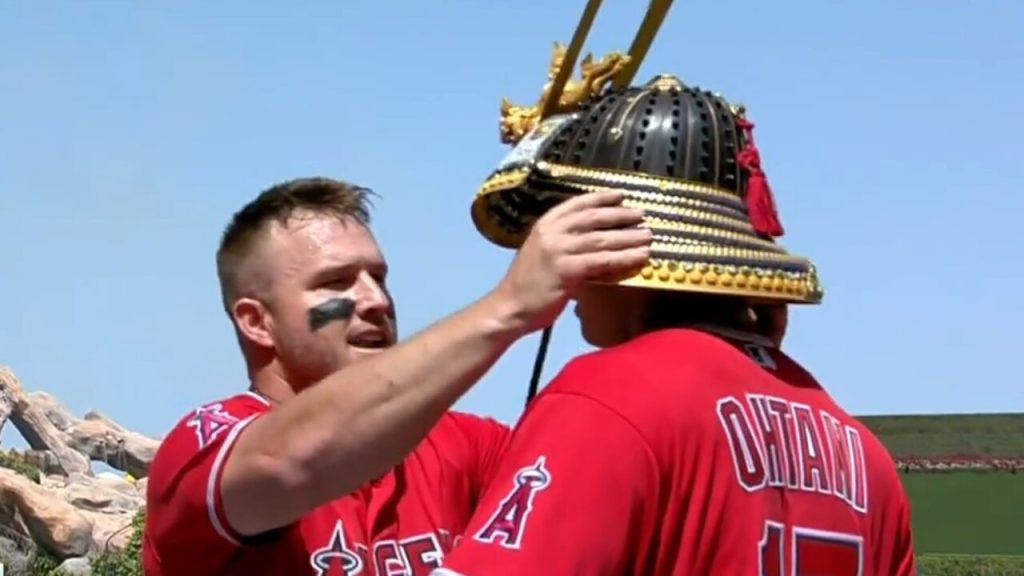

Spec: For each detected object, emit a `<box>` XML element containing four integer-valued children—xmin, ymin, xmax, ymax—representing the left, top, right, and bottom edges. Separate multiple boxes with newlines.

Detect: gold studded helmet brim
<box><xmin>471</xmin><ymin>154</ymin><xmax>823</xmax><ymax>305</ymax></box>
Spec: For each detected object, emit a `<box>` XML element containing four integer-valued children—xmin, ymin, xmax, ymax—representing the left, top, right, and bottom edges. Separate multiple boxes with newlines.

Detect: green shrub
<box><xmin>89</xmin><ymin>509</ymin><xmax>144</xmax><ymax>576</ymax></box>
<box><xmin>26</xmin><ymin>549</ymin><xmax>63</xmax><ymax>575</ymax></box>
<box><xmin>0</xmin><ymin>449</ymin><xmax>42</xmax><ymax>483</ymax></box>
<box><xmin>919</xmin><ymin>554</ymin><xmax>1024</xmax><ymax>575</ymax></box>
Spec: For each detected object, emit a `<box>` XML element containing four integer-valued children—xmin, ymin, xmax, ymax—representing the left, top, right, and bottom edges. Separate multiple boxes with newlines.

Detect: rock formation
<box><xmin>0</xmin><ymin>366</ymin><xmax>158</xmax><ymax>574</ymax></box>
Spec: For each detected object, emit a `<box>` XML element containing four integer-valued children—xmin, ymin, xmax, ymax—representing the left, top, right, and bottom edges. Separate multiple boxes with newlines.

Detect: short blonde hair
<box><xmin>216</xmin><ymin>177</ymin><xmax>375</xmax><ymax>309</ymax></box>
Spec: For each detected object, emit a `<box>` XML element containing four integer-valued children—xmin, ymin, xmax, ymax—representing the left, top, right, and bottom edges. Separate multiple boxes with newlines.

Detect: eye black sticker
<box><xmin>307</xmin><ymin>298</ymin><xmax>355</xmax><ymax>331</ymax></box>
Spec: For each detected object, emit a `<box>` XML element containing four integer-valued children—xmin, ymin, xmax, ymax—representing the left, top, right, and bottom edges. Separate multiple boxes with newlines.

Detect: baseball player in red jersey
<box><xmin>432</xmin><ymin>33</ymin><xmax>917</xmax><ymax>575</ymax></box>
<box><xmin>143</xmin><ymin>177</ymin><xmax>652</xmax><ymax>575</ymax></box>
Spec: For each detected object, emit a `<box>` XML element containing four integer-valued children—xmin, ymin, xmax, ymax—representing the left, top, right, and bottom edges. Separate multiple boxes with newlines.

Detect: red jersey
<box><xmin>434</xmin><ymin>328</ymin><xmax>917</xmax><ymax>576</ymax></box>
<box><xmin>143</xmin><ymin>391</ymin><xmax>510</xmax><ymax>575</ymax></box>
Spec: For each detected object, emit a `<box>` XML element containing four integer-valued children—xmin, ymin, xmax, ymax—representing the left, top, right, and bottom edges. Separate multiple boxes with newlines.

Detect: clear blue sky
<box><xmin>1</xmin><ymin>0</ymin><xmax>1021</xmax><ymax>441</ymax></box>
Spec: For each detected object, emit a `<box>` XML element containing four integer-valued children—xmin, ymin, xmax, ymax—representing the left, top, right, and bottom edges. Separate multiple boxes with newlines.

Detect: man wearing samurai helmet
<box><xmin>433</xmin><ymin>1</ymin><xmax>917</xmax><ymax>574</ymax></box>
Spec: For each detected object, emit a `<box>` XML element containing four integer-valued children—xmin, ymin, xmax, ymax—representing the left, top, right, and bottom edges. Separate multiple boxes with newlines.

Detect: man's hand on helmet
<box><xmin>493</xmin><ymin>190</ymin><xmax>652</xmax><ymax>335</ymax></box>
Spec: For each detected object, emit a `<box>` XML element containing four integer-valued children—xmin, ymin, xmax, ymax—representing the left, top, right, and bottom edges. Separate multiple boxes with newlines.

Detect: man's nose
<box><xmin>353</xmin><ymin>274</ymin><xmax>392</xmax><ymax>317</ymax></box>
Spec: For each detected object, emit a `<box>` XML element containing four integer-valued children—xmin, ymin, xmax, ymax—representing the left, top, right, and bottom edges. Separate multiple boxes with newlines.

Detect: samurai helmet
<box><xmin>471</xmin><ymin>3</ymin><xmax>822</xmax><ymax>305</ymax></box>
<box><xmin>474</xmin><ymin>0</ymin><xmax>823</xmax><ymax>405</ymax></box>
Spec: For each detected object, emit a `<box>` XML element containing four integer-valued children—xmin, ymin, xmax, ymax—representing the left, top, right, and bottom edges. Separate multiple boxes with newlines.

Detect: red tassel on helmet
<box><xmin>736</xmin><ymin>117</ymin><xmax>785</xmax><ymax>238</ymax></box>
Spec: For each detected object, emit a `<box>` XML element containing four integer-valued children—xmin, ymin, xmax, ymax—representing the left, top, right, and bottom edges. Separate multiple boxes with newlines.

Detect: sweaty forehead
<box><xmin>265</xmin><ymin>212</ymin><xmax>383</xmax><ymax>272</ymax></box>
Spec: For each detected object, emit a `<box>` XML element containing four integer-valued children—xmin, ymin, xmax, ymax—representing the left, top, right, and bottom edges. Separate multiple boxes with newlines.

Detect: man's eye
<box><xmin>323</xmin><ymin>277</ymin><xmax>355</xmax><ymax>289</ymax></box>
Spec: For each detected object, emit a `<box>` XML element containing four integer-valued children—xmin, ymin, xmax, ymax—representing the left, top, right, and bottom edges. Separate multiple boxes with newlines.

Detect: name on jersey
<box><xmin>717</xmin><ymin>394</ymin><xmax>868</xmax><ymax>513</ymax></box>
<box><xmin>310</xmin><ymin>520</ymin><xmax>459</xmax><ymax>576</ymax></box>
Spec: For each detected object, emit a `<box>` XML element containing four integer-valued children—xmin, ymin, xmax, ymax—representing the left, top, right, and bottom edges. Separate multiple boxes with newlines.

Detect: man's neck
<box><xmin>248</xmin><ymin>366</ymin><xmax>297</xmax><ymax>406</ymax></box>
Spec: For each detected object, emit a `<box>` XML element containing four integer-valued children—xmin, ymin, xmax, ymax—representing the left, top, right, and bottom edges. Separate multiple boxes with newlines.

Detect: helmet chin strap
<box><xmin>525</xmin><ymin>325</ymin><xmax>554</xmax><ymax>406</ymax></box>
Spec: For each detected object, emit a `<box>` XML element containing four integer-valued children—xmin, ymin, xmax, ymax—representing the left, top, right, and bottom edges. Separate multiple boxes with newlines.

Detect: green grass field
<box><xmin>860</xmin><ymin>413</ymin><xmax>1024</xmax><ymax>458</ymax></box>
<box><xmin>900</xmin><ymin>471</ymin><xmax>1023</xmax><ymax>555</ymax></box>
<box><xmin>856</xmin><ymin>413</ymin><xmax>1024</xmax><ymax>572</ymax></box>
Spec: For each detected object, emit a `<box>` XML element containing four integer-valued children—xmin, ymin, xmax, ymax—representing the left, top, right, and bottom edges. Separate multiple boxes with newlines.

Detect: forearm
<box><xmin>275</xmin><ymin>291</ymin><xmax>523</xmax><ymax>486</ymax></box>
<box><xmin>222</xmin><ymin>290</ymin><xmax>526</xmax><ymax>535</ymax></box>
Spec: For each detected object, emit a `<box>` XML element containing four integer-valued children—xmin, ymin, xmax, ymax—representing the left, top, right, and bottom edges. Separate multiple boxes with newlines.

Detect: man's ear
<box><xmin>232</xmin><ymin>297</ymin><xmax>275</xmax><ymax>349</ymax></box>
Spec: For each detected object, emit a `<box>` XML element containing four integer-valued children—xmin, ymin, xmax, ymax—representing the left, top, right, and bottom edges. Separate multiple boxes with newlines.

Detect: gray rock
<box><xmin>58</xmin><ymin>556</ymin><xmax>93</xmax><ymax>575</ymax></box>
<box><xmin>0</xmin><ymin>528</ymin><xmax>36</xmax><ymax>576</ymax></box>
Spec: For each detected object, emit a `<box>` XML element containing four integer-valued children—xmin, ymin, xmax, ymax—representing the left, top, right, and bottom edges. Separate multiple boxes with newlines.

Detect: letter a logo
<box><xmin>186</xmin><ymin>403</ymin><xmax>240</xmax><ymax>449</ymax></box>
<box><xmin>473</xmin><ymin>456</ymin><xmax>551</xmax><ymax>550</ymax></box>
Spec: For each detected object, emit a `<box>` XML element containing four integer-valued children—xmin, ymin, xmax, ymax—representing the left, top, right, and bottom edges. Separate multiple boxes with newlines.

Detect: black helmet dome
<box><xmin>472</xmin><ymin>47</ymin><xmax>822</xmax><ymax>305</ymax></box>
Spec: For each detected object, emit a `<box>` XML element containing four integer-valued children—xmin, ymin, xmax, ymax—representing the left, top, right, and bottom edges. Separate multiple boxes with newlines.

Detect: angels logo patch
<box><xmin>185</xmin><ymin>402</ymin><xmax>240</xmax><ymax>448</ymax></box>
<box><xmin>473</xmin><ymin>456</ymin><xmax>551</xmax><ymax>550</ymax></box>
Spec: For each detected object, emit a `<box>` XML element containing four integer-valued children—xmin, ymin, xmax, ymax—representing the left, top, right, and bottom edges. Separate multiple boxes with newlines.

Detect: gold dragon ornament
<box><xmin>499</xmin><ymin>42</ymin><xmax>632</xmax><ymax>145</ymax></box>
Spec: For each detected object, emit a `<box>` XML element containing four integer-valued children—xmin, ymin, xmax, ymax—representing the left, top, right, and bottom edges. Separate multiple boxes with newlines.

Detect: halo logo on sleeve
<box><xmin>186</xmin><ymin>403</ymin><xmax>240</xmax><ymax>449</ymax></box>
<box><xmin>473</xmin><ymin>456</ymin><xmax>551</xmax><ymax>550</ymax></box>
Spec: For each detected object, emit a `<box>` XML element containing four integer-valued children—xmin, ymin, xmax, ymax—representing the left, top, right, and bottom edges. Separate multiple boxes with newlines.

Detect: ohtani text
<box><xmin>717</xmin><ymin>394</ymin><xmax>869</xmax><ymax>513</ymax></box>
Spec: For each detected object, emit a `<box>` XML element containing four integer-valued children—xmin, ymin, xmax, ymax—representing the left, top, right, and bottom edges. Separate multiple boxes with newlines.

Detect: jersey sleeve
<box><xmin>889</xmin><ymin>487</ymin><xmax>918</xmax><ymax>575</ymax></box>
<box><xmin>864</xmin><ymin>443</ymin><xmax>918</xmax><ymax>576</ymax></box>
<box><xmin>433</xmin><ymin>384</ymin><xmax>660</xmax><ymax>575</ymax></box>
<box><xmin>143</xmin><ymin>399</ymin><xmax>270</xmax><ymax>573</ymax></box>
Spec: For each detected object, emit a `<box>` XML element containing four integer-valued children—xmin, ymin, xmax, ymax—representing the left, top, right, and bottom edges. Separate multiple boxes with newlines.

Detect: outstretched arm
<box><xmin>219</xmin><ymin>191</ymin><xmax>652</xmax><ymax>537</ymax></box>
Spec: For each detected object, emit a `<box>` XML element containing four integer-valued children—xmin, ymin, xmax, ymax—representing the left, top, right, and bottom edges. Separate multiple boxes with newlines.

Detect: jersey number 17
<box><xmin>760</xmin><ymin>520</ymin><xmax>863</xmax><ymax>575</ymax></box>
